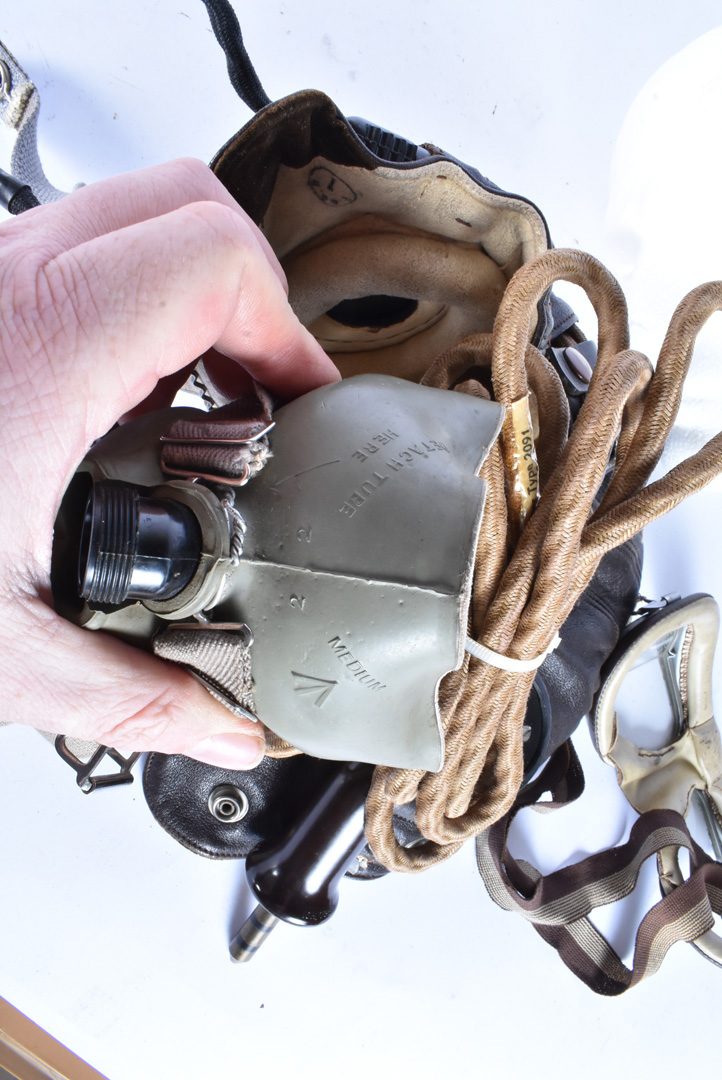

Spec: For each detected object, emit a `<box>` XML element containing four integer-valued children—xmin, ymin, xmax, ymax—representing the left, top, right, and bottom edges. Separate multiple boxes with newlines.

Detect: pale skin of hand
<box><xmin>0</xmin><ymin>158</ymin><xmax>340</xmax><ymax>769</ymax></box>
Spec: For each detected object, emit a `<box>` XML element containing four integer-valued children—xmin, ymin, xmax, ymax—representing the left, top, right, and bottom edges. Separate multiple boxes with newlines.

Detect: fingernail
<box><xmin>190</xmin><ymin>733</ymin><xmax>265</xmax><ymax>770</ymax></box>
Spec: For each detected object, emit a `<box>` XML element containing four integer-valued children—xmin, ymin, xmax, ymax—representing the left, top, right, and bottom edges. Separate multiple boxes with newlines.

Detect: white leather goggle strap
<box><xmin>593</xmin><ymin>592</ymin><xmax>722</xmax><ymax>967</ymax></box>
<box><xmin>593</xmin><ymin>593</ymin><xmax>722</xmax><ymax>824</ymax></box>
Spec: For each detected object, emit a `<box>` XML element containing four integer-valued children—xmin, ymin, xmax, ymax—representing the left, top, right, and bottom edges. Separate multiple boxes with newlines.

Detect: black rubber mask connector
<box><xmin>78</xmin><ymin>481</ymin><xmax>203</xmax><ymax>605</ymax></box>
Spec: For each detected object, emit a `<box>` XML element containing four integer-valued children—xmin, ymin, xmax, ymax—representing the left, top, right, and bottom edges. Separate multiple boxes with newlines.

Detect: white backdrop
<box><xmin>2</xmin><ymin>3</ymin><xmax>722</xmax><ymax>1079</ymax></box>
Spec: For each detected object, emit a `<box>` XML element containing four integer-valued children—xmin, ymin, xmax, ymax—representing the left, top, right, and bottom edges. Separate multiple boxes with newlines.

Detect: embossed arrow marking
<box><xmin>291</xmin><ymin>672</ymin><xmax>338</xmax><ymax>707</ymax></box>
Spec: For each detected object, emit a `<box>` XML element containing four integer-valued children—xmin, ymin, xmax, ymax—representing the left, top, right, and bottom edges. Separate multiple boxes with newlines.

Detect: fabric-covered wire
<box><xmin>360</xmin><ymin>248</ymin><xmax>722</xmax><ymax>872</ymax></box>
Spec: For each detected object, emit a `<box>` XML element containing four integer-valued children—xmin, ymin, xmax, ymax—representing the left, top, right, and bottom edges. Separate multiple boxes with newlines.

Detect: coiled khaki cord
<box><xmin>364</xmin><ymin>248</ymin><xmax>722</xmax><ymax>872</ymax></box>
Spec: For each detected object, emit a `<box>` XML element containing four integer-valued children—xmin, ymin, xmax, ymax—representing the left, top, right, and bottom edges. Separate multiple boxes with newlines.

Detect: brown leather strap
<box><xmin>160</xmin><ymin>384</ymin><xmax>274</xmax><ymax>484</ymax></box>
<box><xmin>476</xmin><ymin>743</ymin><xmax>722</xmax><ymax>995</ymax></box>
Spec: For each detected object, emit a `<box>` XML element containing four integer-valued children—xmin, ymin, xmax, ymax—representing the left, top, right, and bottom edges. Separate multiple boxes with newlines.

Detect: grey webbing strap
<box><xmin>0</xmin><ymin>39</ymin><xmax>72</xmax><ymax>202</ymax></box>
<box><xmin>153</xmin><ymin>625</ymin><xmax>257</xmax><ymax>721</ymax></box>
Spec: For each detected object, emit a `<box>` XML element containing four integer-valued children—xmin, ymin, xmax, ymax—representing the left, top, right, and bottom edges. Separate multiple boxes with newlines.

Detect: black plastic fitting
<box><xmin>78</xmin><ymin>480</ymin><xmax>203</xmax><ymax>605</ymax></box>
<box><xmin>0</xmin><ymin>166</ymin><xmax>41</xmax><ymax>214</ymax></box>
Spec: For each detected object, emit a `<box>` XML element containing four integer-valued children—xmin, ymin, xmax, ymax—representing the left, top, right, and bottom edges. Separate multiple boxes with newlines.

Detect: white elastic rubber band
<box><xmin>465</xmin><ymin>631</ymin><xmax>562</xmax><ymax>673</ymax></box>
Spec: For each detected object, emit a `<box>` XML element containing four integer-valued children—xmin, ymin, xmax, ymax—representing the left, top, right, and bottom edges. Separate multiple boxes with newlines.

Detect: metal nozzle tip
<box><xmin>229</xmin><ymin>904</ymin><xmax>279</xmax><ymax>963</ymax></box>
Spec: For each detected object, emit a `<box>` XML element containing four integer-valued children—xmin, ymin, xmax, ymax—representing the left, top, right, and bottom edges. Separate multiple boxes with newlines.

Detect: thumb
<box><xmin>8</xmin><ymin>599</ymin><xmax>265</xmax><ymax>769</ymax></box>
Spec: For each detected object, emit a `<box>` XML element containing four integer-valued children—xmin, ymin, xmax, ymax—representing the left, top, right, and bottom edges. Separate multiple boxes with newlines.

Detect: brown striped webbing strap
<box><xmin>160</xmin><ymin>383</ymin><xmax>274</xmax><ymax>484</ymax></box>
<box><xmin>476</xmin><ymin>742</ymin><xmax>722</xmax><ymax>995</ymax></box>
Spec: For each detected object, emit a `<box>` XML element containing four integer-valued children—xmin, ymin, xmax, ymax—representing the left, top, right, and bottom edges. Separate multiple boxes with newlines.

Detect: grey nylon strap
<box><xmin>0</xmin><ymin>38</ymin><xmax>72</xmax><ymax>202</ymax></box>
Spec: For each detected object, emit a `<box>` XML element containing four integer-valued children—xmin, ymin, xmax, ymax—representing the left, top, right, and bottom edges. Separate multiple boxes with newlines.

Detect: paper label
<box><xmin>508</xmin><ymin>395</ymin><xmax>540</xmax><ymax>526</ymax></box>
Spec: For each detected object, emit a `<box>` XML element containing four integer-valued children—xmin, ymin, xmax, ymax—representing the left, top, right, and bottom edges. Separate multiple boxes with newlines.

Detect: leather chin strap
<box><xmin>286</xmin><ymin>229</ymin><xmax>509</xmax><ymax>382</ymax></box>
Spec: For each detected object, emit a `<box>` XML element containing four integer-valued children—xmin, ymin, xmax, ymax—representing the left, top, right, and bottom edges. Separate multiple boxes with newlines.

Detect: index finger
<box><xmin>5</xmin><ymin>199</ymin><xmax>339</xmax><ymax>458</ymax></box>
<box><xmin>1</xmin><ymin>158</ymin><xmax>288</xmax><ymax>292</ymax></box>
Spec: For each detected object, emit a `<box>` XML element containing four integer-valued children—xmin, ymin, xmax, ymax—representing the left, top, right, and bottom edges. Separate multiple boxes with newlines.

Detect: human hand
<box><xmin>0</xmin><ymin>158</ymin><xmax>340</xmax><ymax>768</ymax></box>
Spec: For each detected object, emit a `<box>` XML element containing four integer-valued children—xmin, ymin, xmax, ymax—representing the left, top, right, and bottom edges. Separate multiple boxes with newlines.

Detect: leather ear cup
<box><xmin>142</xmin><ymin>751</ymin><xmax>340</xmax><ymax>859</ymax></box>
<box><xmin>143</xmin><ymin>748</ymin><xmax>425</xmax><ymax>879</ymax></box>
<box><xmin>523</xmin><ymin>535</ymin><xmax>644</xmax><ymax>788</ymax></box>
<box><xmin>285</xmin><ymin>232</ymin><xmax>508</xmax><ymax>381</ymax></box>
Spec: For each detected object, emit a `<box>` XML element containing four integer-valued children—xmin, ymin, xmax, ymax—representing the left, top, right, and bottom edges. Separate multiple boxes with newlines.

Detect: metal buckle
<box><xmin>54</xmin><ymin>735</ymin><xmax>141</xmax><ymax>794</ymax></box>
<box><xmin>159</xmin><ymin>414</ymin><xmax>274</xmax><ymax>486</ymax></box>
<box><xmin>159</xmin><ymin>420</ymin><xmax>275</xmax><ymax>444</ymax></box>
<box><xmin>166</xmin><ymin>618</ymin><xmax>254</xmax><ymax>650</ymax></box>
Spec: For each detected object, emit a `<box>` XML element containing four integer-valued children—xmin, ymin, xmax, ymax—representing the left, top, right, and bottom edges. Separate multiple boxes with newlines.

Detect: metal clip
<box><xmin>631</xmin><ymin>592</ymin><xmax>681</xmax><ymax>617</ymax></box>
<box><xmin>166</xmin><ymin>619</ymin><xmax>254</xmax><ymax>648</ymax></box>
<box><xmin>0</xmin><ymin>59</ymin><xmax>11</xmax><ymax>102</ymax></box>
<box><xmin>159</xmin><ymin>460</ymin><xmax>252</xmax><ymax>487</ymax></box>
<box><xmin>54</xmin><ymin>735</ymin><xmax>141</xmax><ymax>794</ymax></box>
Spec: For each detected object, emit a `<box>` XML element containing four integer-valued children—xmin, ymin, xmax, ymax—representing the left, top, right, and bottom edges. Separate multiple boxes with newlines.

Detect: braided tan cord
<box><xmin>264</xmin><ymin>729</ymin><xmax>301</xmax><ymax>757</ymax></box>
<box><xmin>365</xmin><ymin>249</ymin><xmax>722</xmax><ymax>872</ymax></box>
<box><xmin>492</xmin><ymin>250</ymin><xmax>630</xmax><ymax>534</ymax></box>
<box><xmin>598</xmin><ymin>281</ymin><xmax>722</xmax><ymax>510</ymax></box>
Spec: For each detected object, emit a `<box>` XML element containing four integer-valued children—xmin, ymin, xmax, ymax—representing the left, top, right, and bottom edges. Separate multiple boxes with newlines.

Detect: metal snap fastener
<box><xmin>208</xmin><ymin>784</ymin><xmax>250</xmax><ymax>823</ymax></box>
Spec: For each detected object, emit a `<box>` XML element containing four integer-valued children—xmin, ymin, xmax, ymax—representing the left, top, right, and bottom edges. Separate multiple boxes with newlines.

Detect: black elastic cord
<box><xmin>200</xmin><ymin>0</ymin><xmax>272</xmax><ymax>112</ymax></box>
<box><xmin>0</xmin><ymin>167</ymin><xmax>41</xmax><ymax>214</ymax></box>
